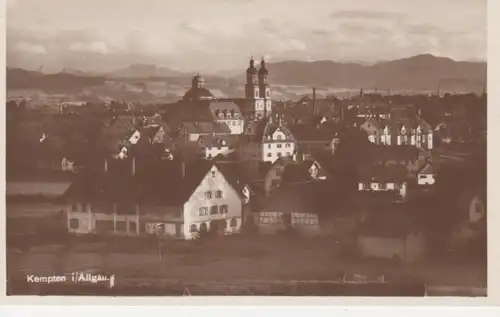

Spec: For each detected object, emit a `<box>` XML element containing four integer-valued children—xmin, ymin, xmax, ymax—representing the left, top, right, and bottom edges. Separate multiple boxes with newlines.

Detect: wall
<box><xmin>205</xmin><ymin>146</ymin><xmax>234</xmax><ymax>159</ymax></box>
<box><xmin>256</xmin><ymin>211</ymin><xmax>321</xmax><ymax>236</ymax></box>
<box><xmin>183</xmin><ymin>165</ymin><xmax>243</xmax><ymax>239</ymax></box>
<box><xmin>261</xmin><ymin>142</ymin><xmax>295</xmax><ymax>163</ymax></box>
<box><xmin>66</xmin><ymin>202</ymin><xmax>183</xmax><ymax>237</ymax></box>
<box><xmin>217</xmin><ymin>119</ymin><xmax>244</xmax><ymax>135</ymax></box>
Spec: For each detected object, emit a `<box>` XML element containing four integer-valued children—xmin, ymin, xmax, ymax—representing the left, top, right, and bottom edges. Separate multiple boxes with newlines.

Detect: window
<box><xmin>199</xmin><ymin>207</ymin><xmax>208</xmax><ymax>216</ymax></box>
<box><xmin>205</xmin><ymin>191</ymin><xmax>212</xmax><ymax>199</ymax></box>
<box><xmin>190</xmin><ymin>224</ymin><xmax>198</xmax><ymax>233</ymax></box>
<box><xmin>71</xmin><ymin>203</ymin><xmax>77</xmax><ymax>212</ymax></box>
<box><xmin>210</xmin><ymin>205</ymin><xmax>218</xmax><ymax>215</ymax></box>
<box><xmin>277</xmin><ymin>135</ymin><xmax>282</xmax><ymax>140</ymax></box>
<box><xmin>285</xmin><ymin>143</ymin><xmax>291</xmax><ymax>148</ymax></box>
<box><xmin>230</xmin><ymin>218</ymin><xmax>237</xmax><ymax>228</ymax></box>
<box><xmin>220</xmin><ymin>204</ymin><xmax>228</xmax><ymax>214</ymax></box>
<box><xmin>277</xmin><ymin>144</ymin><xmax>282</xmax><ymax>148</ymax></box>
<box><xmin>418</xmin><ymin>175</ymin><xmax>426</xmax><ymax>179</ymax></box>
<box><xmin>286</xmin><ymin>152</ymin><xmax>291</xmax><ymax>156</ymax></box>
<box><xmin>69</xmin><ymin>218</ymin><xmax>79</xmax><ymax>229</ymax></box>
<box><xmin>267</xmin><ymin>153</ymin><xmax>272</xmax><ymax>157</ymax></box>
<box><xmin>232</xmin><ymin>121</ymin><xmax>236</xmax><ymax>126</ymax></box>
<box><xmin>268</xmin><ymin>144</ymin><xmax>271</xmax><ymax>149</ymax></box>
<box><xmin>277</xmin><ymin>152</ymin><xmax>282</xmax><ymax>157</ymax></box>
<box><xmin>208</xmin><ymin>154</ymin><xmax>212</xmax><ymax>158</ymax></box>
<box><xmin>211</xmin><ymin>171</ymin><xmax>216</xmax><ymax>177</ymax></box>
<box><xmin>216</xmin><ymin>190</ymin><xmax>222</xmax><ymax>198</ymax></box>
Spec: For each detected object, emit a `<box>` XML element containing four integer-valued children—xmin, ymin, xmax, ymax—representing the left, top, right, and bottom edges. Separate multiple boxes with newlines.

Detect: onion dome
<box><xmin>246</xmin><ymin>57</ymin><xmax>257</xmax><ymax>75</ymax></box>
<box><xmin>258</xmin><ymin>57</ymin><xmax>268</xmax><ymax>75</ymax></box>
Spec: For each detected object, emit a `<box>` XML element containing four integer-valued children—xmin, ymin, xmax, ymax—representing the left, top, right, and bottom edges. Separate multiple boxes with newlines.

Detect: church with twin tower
<box><xmin>244</xmin><ymin>57</ymin><xmax>272</xmax><ymax>120</ymax></box>
<box><xmin>178</xmin><ymin>56</ymin><xmax>273</xmax><ymax>124</ymax></box>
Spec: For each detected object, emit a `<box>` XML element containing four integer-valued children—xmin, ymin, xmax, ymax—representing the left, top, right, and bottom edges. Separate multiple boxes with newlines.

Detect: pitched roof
<box><xmin>198</xmin><ymin>134</ymin><xmax>237</xmax><ymax>148</ymax></box>
<box><xmin>209</xmin><ymin>101</ymin><xmax>242</xmax><ymax>119</ymax></box>
<box><xmin>61</xmin><ymin>158</ymin><xmax>247</xmax><ymax>208</ymax></box>
<box><xmin>357</xmin><ymin>164</ymin><xmax>408</xmax><ymax>183</ymax></box>
<box><xmin>262</xmin><ymin>180</ymin><xmax>341</xmax><ymax>216</ymax></box>
<box><xmin>181</xmin><ymin>121</ymin><xmax>231</xmax><ymax>134</ymax></box>
<box><xmin>418</xmin><ymin>162</ymin><xmax>435</xmax><ymax>175</ymax></box>
<box><xmin>289</xmin><ymin>124</ymin><xmax>336</xmax><ymax>142</ymax></box>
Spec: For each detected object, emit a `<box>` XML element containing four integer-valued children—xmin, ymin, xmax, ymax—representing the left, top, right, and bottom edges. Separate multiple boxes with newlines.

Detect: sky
<box><xmin>6</xmin><ymin>0</ymin><xmax>486</xmax><ymax>74</ymax></box>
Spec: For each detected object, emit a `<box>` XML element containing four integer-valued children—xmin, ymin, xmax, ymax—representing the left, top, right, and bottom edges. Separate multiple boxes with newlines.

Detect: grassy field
<box><xmin>7</xmin><ymin>234</ymin><xmax>487</xmax><ymax>288</ymax></box>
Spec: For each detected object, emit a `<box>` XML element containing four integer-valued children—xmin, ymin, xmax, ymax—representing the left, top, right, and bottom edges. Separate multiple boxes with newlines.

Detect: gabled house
<box><xmin>209</xmin><ymin>101</ymin><xmax>245</xmax><ymax>135</ymax></box>
<box><xmin>360</xmin><ymin>118</ymin><xmax>433</xmax><ymax>150</ymax></box>
<box><xmin>357</xmin><ymin>164</ymin><xmax>409</xmax><ymax>200</ymax></box>
<box><xmin>240</xmin><ymin>115</ymin><xmax>296</xmax><ymax>164</ymax></box>
<box><xmin>256</xmin><ymin>181</ymin><xmax>334</xmax><ymax>236</ymax></box>
<box><xmin>289</xmin><ymin>123</ymin><xmax>339</xmax><ymax>155</ymax></box>
<box><xmin>262</xmin><ymin>154</ymin><xmax>332</xmax><ymax>197</ymax></box>
<box><xmin>197</xmin><ymin>134</ymin><xmax>237</xmax><ymax>159</ymax></box>
<box><xmin>417</xmin><ymin>162</ymin><xmax>436</xmax><ymax>186</ymax></box>
<box><xmin>62</xmin><ymin>158</ymin><xmax>249</xmax><ymax>239</ymax></box>
<box><xmin>177</xmin><ymin>122</ymin><xmax>232</xmax><ymax>147</ymax></box>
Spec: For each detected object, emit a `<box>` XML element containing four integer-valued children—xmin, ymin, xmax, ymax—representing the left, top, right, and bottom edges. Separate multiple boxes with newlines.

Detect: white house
<box><xmin>61</xmin><ymin>158</ymin><xmax>75</xmax><ymax>172</ymax></box>
<box><xmin>63</xmin><ymin>159</ymin><xmax>248</xmax><ymax>240</ymax></box>
<box><xmin>357</xmin><ymin>165</ymin><xmax>409</xmax><ymax>200</ymax></box>
<box><xmin>417</xmin><ymin>162</ymin><xmax>436</xmax><ymax>186</ymax></box>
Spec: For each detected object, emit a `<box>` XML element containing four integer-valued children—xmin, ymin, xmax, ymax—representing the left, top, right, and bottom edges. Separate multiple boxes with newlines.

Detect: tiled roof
<box><xmin>263</xmin><ymin>180</ymin><xmax>341</xmax><ymax>216</ymax></box>
<box><xmin>289</xmin><ymin>124</ymin><xmax>336</xmax><ymax>142</ymax></box>
<box><xmin>61</xmin><ymin>158</ymin><xmax>247</xmax><ymax>208</ymax></box>
<box><xmin>198</xmin><ymin>134</ymin><xmax>238</xmax><ymax>148</ymax></box>
<box><xmin>418</xmin><ymin>162</ymin><xmax>434</xmax><ymax>175</ymax></box>
<box><xmin>209</xmin><ymin>101</ymin><xmax>242</xmax><ymax>119</ymax></box>
<box><xmin>357</xmin><ymin>164</ymin><xmax>408</xmax><ymax>183</ymax></box>
<box><xmin>181</xmin><ymin>121</ymin><xmax>231</xmax><ymax>134</ymax></box>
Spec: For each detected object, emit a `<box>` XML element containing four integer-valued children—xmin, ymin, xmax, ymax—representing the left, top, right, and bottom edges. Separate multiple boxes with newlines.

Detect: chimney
<box><xmin>312</xmin><ymin>88</ymin><xmax>316</xmax><ymax>115</ymax></box>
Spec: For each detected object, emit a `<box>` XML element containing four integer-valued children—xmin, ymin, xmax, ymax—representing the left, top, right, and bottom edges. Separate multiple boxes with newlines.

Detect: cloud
<box><xmin>13</xmin><ymin>42</ymin><xmax>46</xmax><ymax>54</ymax></box>
<box><xmin>330</xmin><ymin>10</ymin><xmax>407</xmax><ymax>21</ymax></box>
<box><xmin>69</xmin><ymin>41</ymin><xmax>108</xmax><ymax>54</ymax></box>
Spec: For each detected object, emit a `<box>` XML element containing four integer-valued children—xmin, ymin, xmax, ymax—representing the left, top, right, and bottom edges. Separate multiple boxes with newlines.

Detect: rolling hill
<box><xmin>6</xmin><ymin>54</ymin><xmax>487</xmax><ymax>96</ymax></box>
<box><xmin>261</xmin><ymin>54</ymin><xmax>486</xmax><ymax>93</ymax></box>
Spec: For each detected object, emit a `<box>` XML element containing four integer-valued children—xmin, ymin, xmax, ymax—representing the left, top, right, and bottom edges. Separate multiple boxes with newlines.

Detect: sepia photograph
<box><xmin>5</xmin><ymin>0</ymin><xmax>487</xmax><ymax>297</ymax></box>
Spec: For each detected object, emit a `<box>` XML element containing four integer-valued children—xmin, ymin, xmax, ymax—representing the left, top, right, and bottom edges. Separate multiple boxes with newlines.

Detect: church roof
<box><xmin>182</xmin><ymin>87</ymin><xmax>214</xmax><ymax>101</ymax></box>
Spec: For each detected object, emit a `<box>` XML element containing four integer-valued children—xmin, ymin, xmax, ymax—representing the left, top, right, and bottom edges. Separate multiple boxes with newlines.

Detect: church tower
<box><xmin>245</xmin><ymin>57</ymin><xmax>265</xmax><ymax>119</ymax></box>
<box><xmin>258</xmin><ymin>57</ymin><xmax>272</xmax><ymax>115</ymax></box>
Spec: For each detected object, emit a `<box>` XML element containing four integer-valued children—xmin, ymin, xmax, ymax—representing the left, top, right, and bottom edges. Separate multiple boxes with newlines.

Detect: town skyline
<box><xmin>7</xmin><ymin>0</ymin><xmax>486</xmax><ymax>74</ymax></box>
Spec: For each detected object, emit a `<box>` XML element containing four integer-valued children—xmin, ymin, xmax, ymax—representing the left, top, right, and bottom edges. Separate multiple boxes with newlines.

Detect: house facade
<box><xmin>360</xmin><ymin>118</ymin><xmax>433</xmax><ymax>150</ymax></box>
<box><xmin>63</xmin><ymin>159</ymin><xmax>247</xmax><ymax>240</ymax></box>
<box><xmin>357</xmin><ymin>165</ymin><xmax>409</xmax><ymax>200</ymax></box>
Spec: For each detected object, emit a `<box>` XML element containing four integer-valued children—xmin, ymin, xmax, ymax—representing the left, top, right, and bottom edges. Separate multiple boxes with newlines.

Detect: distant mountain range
<box><xmin>261</xmin><ymin>54</ymin><xmax>486</xmax><ymax>93</ymax></box>
<box><xmin>7</xmin><ymin>54</ymin><xmax>487</xmax><ymax>95</ymax></box>
<box><xmin>7</xmin><ymin>68</ymin><xmax>106</xmax><ymax>94</ymax></box>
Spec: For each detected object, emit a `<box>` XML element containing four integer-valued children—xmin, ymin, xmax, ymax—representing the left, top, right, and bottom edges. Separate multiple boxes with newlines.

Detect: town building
<box><xmin>62</xmin><ymin>158</ymin><xmax>250</xmax><ymax>240</ymax></box>
<box><xmin>360</xmin><ymin>118</ymin><xmax>433</xmax><ymax>150</ymax></box>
